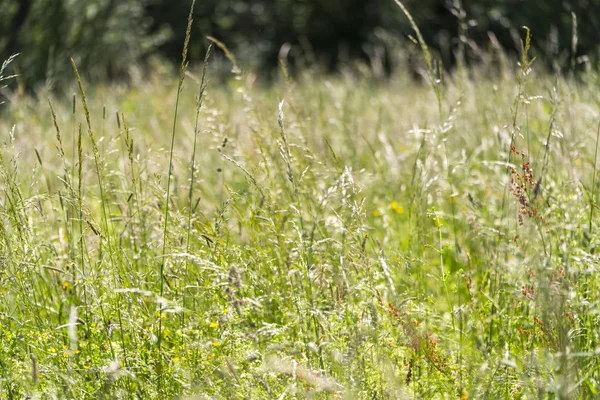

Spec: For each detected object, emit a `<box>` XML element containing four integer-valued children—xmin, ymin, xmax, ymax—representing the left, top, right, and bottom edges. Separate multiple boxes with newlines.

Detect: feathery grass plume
<box><xmin>0</xmin><ymin>54</ymin><xmax>19</xmax><ymax>101</ymax></box>
<box><xmin>158</xmin><ymin>0</ymin><xmax>197</xmax><ymax>391</ymax></box>
<box><xmin>122</xmin><ymin>113</ymin><xmax>135</xmax><ymax>184</ymax></box>
<box><xmin>207</xmin><ymin>36</ymin><xmax>240</xmax><ymax>74</ymax></box>
<box><xmin>221</xmin><ymin>152</ymin><xmax>265</xmax><ymax>199</ymax></box>
<box><xmin>277</xmin><ymin>100</ymin><xmax>295</xmax><ymax>188</ymax></box>
<box><xmin>48</xmin><ymin>99</ymin><xmax>65</xmax><ymax>159</ymax></box>
<box><xmin>0</xmin><ymin>53</ymin><xmax>19</xmax><ymax>78</ymax></box>
<box><xmin>520</xmin><ymin>26</ymin><xmax>534</xmax><ymax>71</ymax></box>
<box><xmin>70</xmin><ymin>61</ymin><xmax>93</xmax><ymax>142</ymax></box>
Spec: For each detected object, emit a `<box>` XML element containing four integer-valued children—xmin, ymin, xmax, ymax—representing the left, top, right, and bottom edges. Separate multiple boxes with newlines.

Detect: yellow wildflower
<box><xmin>390</xmin><ymin>201</ymin><xmax>404</xmax><ymax>214</ymax></box>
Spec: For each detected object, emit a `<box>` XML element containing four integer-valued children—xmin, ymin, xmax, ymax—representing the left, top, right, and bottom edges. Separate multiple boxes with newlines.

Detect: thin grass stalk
<box><xmin>158</xmin><ymin>0</ymin><xmax>196</xmax><ymax>392</ymax></box>
<box><xmin>183</xmin><ymin>44</ymin><xmax>212</xmax><ymax>331</ymax></box>
<box><xmin>589</xmin><ymin>120</ymin><xmax>600</xmax><ymax>234</ymax></box>
<box><xmin>186</xmin><ymin>43</ymin><xmax>212</xmax><ymax>253</ymax></box>
<box><xmin>49</xmin><ymin>99</ymin><xmax>77</xmax><ymax>285</ymax></box>
<box><xmin>76</xmin><ymin>124</ymin><xmax>90</xmax><ymax>338</ymax></box>
<box><xmin>499</xmin><ymin>28</ymin><xmax>534</xmax><ymax>240</ymax></box>
<box><xmin>571</xmin><ymin>12</ymin><xmax>578</xmax><ymax>72</ymax></box>
<box><xmin>440</xmin><ymin>103</ymin><xmax>461</xmax><ymax>339</ymax></box>
<box><xmin>101</xmin><ymin>105</ymin><xmax>106</xmax><ymax>158</ymax></box>
<box><xmin>121</xmin><ymin>113</ymin><xmax>141</xmax><ymax>274</ymax></box>
<box><xmin>71</xmin><ymin>59</ymin><xmax>127</xmax><ymax>371</ymax></box>
<box><xmin>490</xmin><ymin>27</ymin><xmax>534</xmax><ymax>349</ymax></box>
<box><xmin>277</xmin><ymin>100</ymin><xmax>324</xmax><ymax>370</ymax></box>
<box><xmin>505</xmin><ymin>26</ymin><xmax>534</xmax><ymax>199</ymax></box>
<box><xmin>392</xmin><ymin>0</ymin><xmax>443</xmax><ymax>117</ymax></box>
<box><xmin>70</xmin><ymin>59</ymin><xmax>111</xmax><ymax>247</ymax></box>
<box><xmin>71</xmin><ymin>94</ymin><xmax>77</xmax><ymax>262</ymax></box>
<box><xmin>71</xmin><ymin>59</ymin><xmax>119</xmax><ymax>266</ymax></box>
<box><xmin>71</xmin><ymin>94</ymin><xmax>76</xmax><ymax>189</ymax></box>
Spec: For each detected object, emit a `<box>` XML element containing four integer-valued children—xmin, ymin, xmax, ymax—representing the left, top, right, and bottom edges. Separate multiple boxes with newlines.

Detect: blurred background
<box><xmin>1</xmin><ymin>0</ymin><xmax>599</xmax><ymax>90</ymax></box>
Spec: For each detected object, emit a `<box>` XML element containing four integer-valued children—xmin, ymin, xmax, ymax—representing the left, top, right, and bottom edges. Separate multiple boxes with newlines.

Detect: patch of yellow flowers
<box><xmin>373</xmin><ymin>201</ymin><xmax>405</xmax><ymax>217</ymax></box>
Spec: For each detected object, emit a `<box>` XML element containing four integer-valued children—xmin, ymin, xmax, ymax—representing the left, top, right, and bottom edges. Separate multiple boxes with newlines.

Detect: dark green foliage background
<box><xmin>1</xmin><ymin>0</ymin><xmax>599</xmax><ymax>88</ymax></box>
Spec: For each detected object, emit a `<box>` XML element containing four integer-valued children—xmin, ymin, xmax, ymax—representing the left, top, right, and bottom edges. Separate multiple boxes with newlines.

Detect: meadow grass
<box><xmin>1</xmin><ymin>33</ymin><xmax>600</xmax><ymax>399</ymax></box>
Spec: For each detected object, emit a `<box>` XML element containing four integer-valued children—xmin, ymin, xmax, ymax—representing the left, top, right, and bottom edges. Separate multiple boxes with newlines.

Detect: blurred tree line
<box><xmin>1</xmin><ymin>0</ymin><xmax>599</xmax><ymax>89</ymax></box>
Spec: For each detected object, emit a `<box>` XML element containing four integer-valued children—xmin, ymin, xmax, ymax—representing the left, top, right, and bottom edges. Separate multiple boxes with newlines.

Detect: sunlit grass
<box><xmin>1</xmin><ymin>47</ymin><xmax>600</xmax><ymax>398</ymax></box>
